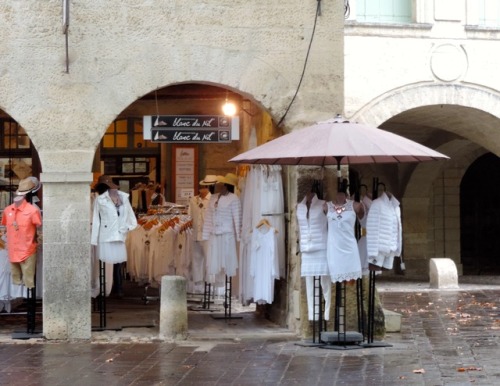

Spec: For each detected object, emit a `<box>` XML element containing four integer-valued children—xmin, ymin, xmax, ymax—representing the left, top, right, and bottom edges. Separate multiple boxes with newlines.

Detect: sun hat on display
<box><xmin>28</xmin><ymin>176</ymin><xmax>42</xmax><ymax>193</ymax></box>
<box><xmin>94</xmin><ymin>175</ymin><xmax>118</xmax><ymax>190</ymax></box>
<box><xmin>199</xmin><ymin>175</ymin><xmax>218</xmax><ymax>186</ymax></box>
<box><xmin>16</xmin><ymin>177</ymin><xmax>37</xmax><ymax>196</ymax></box>
<box><xmin>216</xmin><ymin>173</ymin><xmax>238</xmax><ymax>186</ymax></box>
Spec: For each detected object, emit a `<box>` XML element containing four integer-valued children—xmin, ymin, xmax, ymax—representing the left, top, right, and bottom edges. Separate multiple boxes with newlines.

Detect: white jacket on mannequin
<box><xmin>91</xmin><ymin>190</ymin><xmax>138</xmax><ymax>245</ymax></box>
<box><xmin>366</xmin><ymin>192</ymin><xmax>402</xmax><ymax>266</ymax></box>
<box><xmin>296</xmin><ymin>194</ymin><xmax>327</xmax><ymax>253</ymax></box>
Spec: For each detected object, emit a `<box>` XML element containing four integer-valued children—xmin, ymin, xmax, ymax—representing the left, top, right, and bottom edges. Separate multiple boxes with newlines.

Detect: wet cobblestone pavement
<box><xmin>0</xmin><ymin>280</ymin><xmax>499</xmax><ymax>385</ymax></box>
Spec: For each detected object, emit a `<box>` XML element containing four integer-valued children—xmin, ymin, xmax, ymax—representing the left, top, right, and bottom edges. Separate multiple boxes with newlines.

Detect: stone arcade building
<box><xmin>1</xmin><ymin>1</ymin><xmax>500</xmax><ymax>340</ymax></box>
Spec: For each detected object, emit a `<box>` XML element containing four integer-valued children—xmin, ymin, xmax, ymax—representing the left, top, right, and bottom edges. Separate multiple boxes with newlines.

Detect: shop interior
<box><xmin>0</xmin><ymin>83</ymin><xmax>288</xmax><ymax>337</ymax></box>
<box><xmin>1</xmin><ymin>83</ymin><xmax>498</xmax><ymax>338</ymax></box>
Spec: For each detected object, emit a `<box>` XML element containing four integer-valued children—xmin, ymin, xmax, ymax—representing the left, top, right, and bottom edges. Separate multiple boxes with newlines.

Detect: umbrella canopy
<box><xmin>229</xmin><ymin>117</ymin><xmax>449</xmax><ymax>165</ymax></box>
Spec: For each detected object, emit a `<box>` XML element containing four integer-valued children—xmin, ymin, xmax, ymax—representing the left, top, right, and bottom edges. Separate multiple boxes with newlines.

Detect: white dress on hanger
<box><xmin>326</xmin><ymin>200</ymin><xmax>362</xmax><ymax>283</ymax></box>
<box><xmin>249</xmin><ymin>225</ymin><xmax>279</xmax><ymax>304</ymax></box>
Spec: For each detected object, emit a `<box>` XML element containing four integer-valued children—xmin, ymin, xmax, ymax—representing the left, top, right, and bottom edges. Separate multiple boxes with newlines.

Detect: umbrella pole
<box><xmin>335</xmin><ymin>157</ymin><xmax>343</xmax><ymax>192</ymax></box>
<box><xmin>366</xmin><ymin>178</ymin><xmax>378</xmax><ymax>344</ymax></box>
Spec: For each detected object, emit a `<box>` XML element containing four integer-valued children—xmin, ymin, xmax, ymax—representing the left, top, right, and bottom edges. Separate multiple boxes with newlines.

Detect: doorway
<box><xmin>460</xmin><ymin>152</ymin><xmax>500</xmax><ymax>274</ymax></box>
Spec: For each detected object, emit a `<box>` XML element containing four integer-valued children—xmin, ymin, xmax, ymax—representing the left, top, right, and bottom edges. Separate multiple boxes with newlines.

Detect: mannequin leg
<box><xmin>305</xmin><ymin>276</ymin><xmax>315</xmax><ymax>320</ymax></box>
<box><xmin>105</xmin><ymin>262</ymin><xmax>113</xmax><ymax>296</ymax></box>
<box><xmin>191</xmin><ymin>241</ymin><xmax>206</xmax><ymax>284</ymax></box>
<box><xmin>113</xmin><ymin>263</ymin><xmax>123</xmax><ymax>297</ymax></box>
<box><xmin>19</xmin><ymin>253</ymin><xmax>37</xmax><ymax>289</ymax></box>
<box><xmin>320</xmin><ymin>275</ymin><xmax>331</xmax><ymax>321</ymax></box>
<box><xmin>10</xmin><ymin>262</ymin><xmax>23</xmax><ymax>286</ymax></box>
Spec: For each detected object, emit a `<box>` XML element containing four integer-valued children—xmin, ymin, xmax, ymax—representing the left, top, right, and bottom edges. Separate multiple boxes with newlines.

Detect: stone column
<box><xmin>41</xmin><ymin>172</ymin><xmax>93</xmax><ymax>340</ymax></box>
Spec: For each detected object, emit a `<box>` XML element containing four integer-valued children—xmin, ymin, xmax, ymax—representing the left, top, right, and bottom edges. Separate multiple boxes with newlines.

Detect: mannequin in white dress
<box><xmin>324</xmin><ymin>187</ymin><xmax>364</xmax><ymax>283</ymax></box>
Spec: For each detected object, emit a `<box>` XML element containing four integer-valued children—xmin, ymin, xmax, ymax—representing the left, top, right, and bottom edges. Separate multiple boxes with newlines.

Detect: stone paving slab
<box><xmin>0</xmin><ymin>280</ymin><xmax>499</xmax><ymax>385</ymax></box>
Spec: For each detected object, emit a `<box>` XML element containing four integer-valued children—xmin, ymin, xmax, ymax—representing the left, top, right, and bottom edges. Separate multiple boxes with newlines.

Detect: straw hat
<box><xmin>94</xmin><ymin>175</ymin><xmax>118</xmax><ymax>190</ymax></box>
<box><xmin>216</xmin><ymin>173</ymin><xmax>238</xmax><ymax>186</ymax></box>
<box><xmin>28</xmin><ymin>176</ymin><xmax>42</xmax><ymax>193</ymax></box>
<box><xmin>199</xmin><ymin>175</ymin><xmax>218</xmax><ymax>186</ymax></box>
<box><xmin>15</xmin><ymin>177</ymin><xmax>36</xmax><ymax>196</ymax></box>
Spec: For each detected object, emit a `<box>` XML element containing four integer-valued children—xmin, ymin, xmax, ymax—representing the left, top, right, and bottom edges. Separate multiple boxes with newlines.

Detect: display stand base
<box><xmin>320</xmin><ymin>344</ymin><xmax>363</xmax><ymax>351</ymax></box>
<box><xmin>319</xmin><ymin>331</ymin><xmax>364</xmax><ymax>350</ymax></box>
<box><xmin>142</xmin><ymin>295</ymin><xmax>159</xmax><ymax>304</ymax></box>
<box><xmin>294</xmin><ymin>339</ymin><xmax>325</xmax><ymax>347</ymax></box>
<box><xmin>361</xmin><ymin>341</ymin><xmax>393</xmax><ymax>348</ymax></box>
<box><xmin>210</xmin><ymin>314</ymin><xmax>243</xmax><ymax>320</ymax></box>
<box><xmin>189</xmin><ymin>305</ymin><xmax>220</xmax><ymax>312</ymax></box>
<box><xmin>91</xmin><ymin>326</ymin><xmax>123</xmax><ymax>332</ymax></box>
<box><xmin>12</xmin><ymin>331</ymin><xmax>43</xmax><ymax>340</ymax></box>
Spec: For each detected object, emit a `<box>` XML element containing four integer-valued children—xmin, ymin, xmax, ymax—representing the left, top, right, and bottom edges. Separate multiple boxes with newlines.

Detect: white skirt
<box><xmin>206</xmin><ymin>233</ymin><xmax>238</xmax><ymax>277</ymax></box>
<box><xmin>98</xmin><ymin>241</ymin><xmax>127</xmax><ymax>264</ymax></box>
<box><xmin>301</xmin><ymin>250</ymin><xmax>329</xmax><ymax>277</ymax></box>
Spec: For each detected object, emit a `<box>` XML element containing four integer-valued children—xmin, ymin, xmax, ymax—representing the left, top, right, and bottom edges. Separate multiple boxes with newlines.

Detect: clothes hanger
<box><xmin>256</xmin><ymin>218</ymin><xmax>278</xmax><ymax>233</ymax></box>
<box><xmin>256</xmin><ymin>218</ymin><xmax>271</xmax><ymax>228</ymax></box>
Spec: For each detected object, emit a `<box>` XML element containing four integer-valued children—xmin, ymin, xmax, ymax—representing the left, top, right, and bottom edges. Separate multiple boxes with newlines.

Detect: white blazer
<box><xmin>202</xmin><ymin>192</ymin><xmax>242</xmax><ymax>241</ymax></box>
<box><xmin>91</xmin><ymin>190</ymin><xmax>138</xmax><ymax>245</ymax></box>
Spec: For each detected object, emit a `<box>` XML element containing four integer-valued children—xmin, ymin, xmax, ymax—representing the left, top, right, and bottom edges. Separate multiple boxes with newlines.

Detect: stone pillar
<box><xmin>41</xmin><ymin>172</ymin><xmax>93</xmax><ymax>340</ymax></box>
<box><xmin>159</xmin><ymin>276</ymin><xmax>188</xmax><ymax>340</ymax></box>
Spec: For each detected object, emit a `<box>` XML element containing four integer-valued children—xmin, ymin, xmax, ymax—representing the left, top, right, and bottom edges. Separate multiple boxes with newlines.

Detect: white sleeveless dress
<box><xmin>326</xmin><ymin>200</ymin><xmax>362</xmax><ymax>283</ymax></box>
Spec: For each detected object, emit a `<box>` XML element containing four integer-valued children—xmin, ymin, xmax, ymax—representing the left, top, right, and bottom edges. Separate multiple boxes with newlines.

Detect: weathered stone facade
<box><xmin>0</xmin><ymin>1</ymin><xmax>344</xmax><ymax>340</ymax></box>
<box><xmin>2</xmin><ymin>1</ymin><xmax>500</xmax><ymax>341</ymax></box>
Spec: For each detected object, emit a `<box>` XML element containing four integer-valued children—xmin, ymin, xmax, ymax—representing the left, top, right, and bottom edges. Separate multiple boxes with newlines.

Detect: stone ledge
<box><xmin>40</xmin><ymin>172</ymin><xmax>93</xmax><ymax>183</ymax></box>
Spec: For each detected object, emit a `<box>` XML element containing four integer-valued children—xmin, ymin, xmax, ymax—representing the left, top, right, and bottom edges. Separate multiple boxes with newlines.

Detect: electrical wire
<box><xmin>277</xmin><ymin>1</ymin><xmax>321</xmax><ymax>127</ymax></box>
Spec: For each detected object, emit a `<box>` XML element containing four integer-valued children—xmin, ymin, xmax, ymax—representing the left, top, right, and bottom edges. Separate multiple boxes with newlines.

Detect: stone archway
<box><xmin>349</xmin><ymin>83</ymin><xmax>500</xmax><ymax>277</ymax></box>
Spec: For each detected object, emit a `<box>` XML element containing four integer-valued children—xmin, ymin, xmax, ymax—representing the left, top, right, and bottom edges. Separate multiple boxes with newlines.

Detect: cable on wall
<box><xmin>277</xmin><ymin>1</ymin><xmax>321</xmax><ymax>127</ymax></box>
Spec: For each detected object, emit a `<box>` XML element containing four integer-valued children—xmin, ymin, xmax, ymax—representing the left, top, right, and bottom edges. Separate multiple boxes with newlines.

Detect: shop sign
<box><xmin>143</xmin><ymin>115</ymin><xmax>239</xmax><ymax>142</ymax></box>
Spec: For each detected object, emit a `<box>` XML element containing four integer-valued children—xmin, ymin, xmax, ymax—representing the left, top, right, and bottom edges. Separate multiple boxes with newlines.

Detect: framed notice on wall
<box><xmin>172</xmin><ymin>145</ymin><xmax>198</xmax><ymax>205</ymax></box>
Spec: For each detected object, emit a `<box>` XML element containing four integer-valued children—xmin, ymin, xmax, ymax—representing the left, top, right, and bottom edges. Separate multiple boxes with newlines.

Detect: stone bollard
<box><xmin>159</xmin><ymin>276</ymin><xmax>188</xmax><ymax>341</ymax></box>
<box><xmin>429</xmin><ymin>258</ymin><xmax>459</xmax><ymax>289</ymax></box>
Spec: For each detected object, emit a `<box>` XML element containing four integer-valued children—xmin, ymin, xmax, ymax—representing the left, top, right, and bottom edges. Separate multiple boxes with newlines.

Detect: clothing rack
<box><xmin>131</xmin><ymin>211</ymin><xmax>193</xmax><ymax>303</ymax></box>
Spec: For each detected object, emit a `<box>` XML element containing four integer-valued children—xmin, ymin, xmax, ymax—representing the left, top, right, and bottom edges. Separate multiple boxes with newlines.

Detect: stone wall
<box><xmin>0</xmin><ymin>1</ymin><xmax>345</xmax><ymax>339</ymax></box>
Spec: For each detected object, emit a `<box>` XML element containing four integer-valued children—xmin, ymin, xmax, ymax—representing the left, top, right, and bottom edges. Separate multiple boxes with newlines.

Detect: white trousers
<box><xmin>305</xmin><ymin>275</ymin><xmax>331</xmax><ymax>321</ymax></box>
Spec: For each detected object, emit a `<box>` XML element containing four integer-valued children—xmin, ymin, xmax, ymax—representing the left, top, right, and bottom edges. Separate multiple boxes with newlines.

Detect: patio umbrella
<box><xmin>229</xmin><ymin>115</ymin><xmax>449</xmax><ymax>347</ymax></box>
<box><xmin>229</xmin><ymin>116</ymin><xmax>449</xmax><ymax>166</ymax></box>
